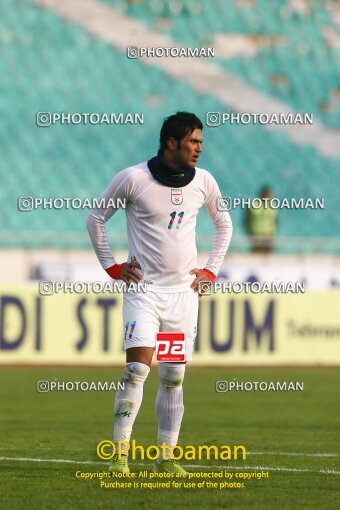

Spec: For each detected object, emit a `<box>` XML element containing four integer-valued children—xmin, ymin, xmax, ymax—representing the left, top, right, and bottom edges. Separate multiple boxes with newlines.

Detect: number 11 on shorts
<box><xmin>156</xmin><ymin>332</ymin><xmax>186</xmax><ymax>362</ymax></box>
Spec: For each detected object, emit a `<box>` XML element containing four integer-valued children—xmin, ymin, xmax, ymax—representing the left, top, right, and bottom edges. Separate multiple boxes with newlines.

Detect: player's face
<box><xmin>174</xmin><ymin>129</ymin><xmax>203</xmax><ymax>168</ymax></box>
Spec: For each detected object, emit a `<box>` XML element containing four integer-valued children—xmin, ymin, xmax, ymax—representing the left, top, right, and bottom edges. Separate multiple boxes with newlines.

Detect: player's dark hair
<box><xmin>159</xmin><ymin>111</ymin><xmax>203</xmax><ymax>151</ymax></box>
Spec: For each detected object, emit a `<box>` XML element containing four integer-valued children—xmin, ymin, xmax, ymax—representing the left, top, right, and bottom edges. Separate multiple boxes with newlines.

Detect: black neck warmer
<box><xmin>147</xmin><ymin>150</ymin><xmax>196</xmax><ymax>188</ymax></box>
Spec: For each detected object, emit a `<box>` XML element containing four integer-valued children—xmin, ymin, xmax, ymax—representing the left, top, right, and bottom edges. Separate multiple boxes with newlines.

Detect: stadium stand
<box><xmin>0</xmin><ymin>0</ymin><xmax>339</xmax><ymax>252</ymax></box>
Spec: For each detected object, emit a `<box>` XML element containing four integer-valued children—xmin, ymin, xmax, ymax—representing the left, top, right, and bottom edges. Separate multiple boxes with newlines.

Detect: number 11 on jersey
<box><xmin>168</xmin><ymin>211</ymin><xmax>185</xmax><ymax>230</ymax></box>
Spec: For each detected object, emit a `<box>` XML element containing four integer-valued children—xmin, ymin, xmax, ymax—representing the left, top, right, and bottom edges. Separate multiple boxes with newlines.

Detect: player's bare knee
<box><xmin>158</xmin><ymin>363</ymin><xmax>185</xmax><ymax>391</ymax></box>
<box><xmin>121</xmin><ymin>362</ymin><xmax>150</xmax><ymax>386</ymax></box>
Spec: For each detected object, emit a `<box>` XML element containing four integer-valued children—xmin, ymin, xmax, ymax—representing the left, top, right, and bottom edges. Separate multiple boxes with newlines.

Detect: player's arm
<box><xmin>190</xmin><ymin>173</ymin><xmax>233</xmax><ymax>293</ymax></box>
<box><xmin>86</xmin><ymin>169</ymin><xmax>142</xmax><ymax>283</ymax></box>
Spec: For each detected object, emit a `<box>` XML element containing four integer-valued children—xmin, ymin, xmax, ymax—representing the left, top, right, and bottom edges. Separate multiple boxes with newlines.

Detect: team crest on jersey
<box><xmin>171</xmin><ymin>189</ymin><xmax>183</xmax><ymax>205</ymax></box>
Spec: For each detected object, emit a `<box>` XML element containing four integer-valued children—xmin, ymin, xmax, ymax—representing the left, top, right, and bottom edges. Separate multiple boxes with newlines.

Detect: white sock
<box><xmin>113</xmin><ymin>362</ymin><xmax>150</xmax><ymax>451</ymax></box>
<box><xmin>155</xmin><ymin>363</ymin><xmax>185</xmax><ymax>462</ymax></box>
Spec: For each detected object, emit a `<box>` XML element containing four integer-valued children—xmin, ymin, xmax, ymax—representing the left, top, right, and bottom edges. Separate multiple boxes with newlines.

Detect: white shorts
<box><xmin>123</xmin><ymin>289</ymin><xmax>199</xmax><ymax>362</ymax></box>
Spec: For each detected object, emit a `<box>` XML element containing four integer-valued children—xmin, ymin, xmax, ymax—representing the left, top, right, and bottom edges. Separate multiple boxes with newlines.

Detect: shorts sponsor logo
<box><xmin>156</xmin><ymin>332</ymin><xmax>185</xmax><ymax>362</ymax></box>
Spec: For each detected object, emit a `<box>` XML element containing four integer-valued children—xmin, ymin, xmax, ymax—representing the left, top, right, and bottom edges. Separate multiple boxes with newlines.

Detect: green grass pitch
<box><xmin>0</xmin><ymin>367</ymin><xmax>339</xmax><ymax>509</ymax></box>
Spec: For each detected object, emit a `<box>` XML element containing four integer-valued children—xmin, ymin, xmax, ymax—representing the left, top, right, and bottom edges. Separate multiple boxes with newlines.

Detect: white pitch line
<box><xmin>189</xmin><ymin>464</ymin><xmax>340</xmax><ymax>475</ymax></box>
<box><xmin>248</xmin><ymin>452</ymin><xmax>338</xmax><ymax>458</ymax></box>
<box><xmin>0</xmin><ymin>448</ymin><xmax>338</xmax><ymax>458</ymax></box>
<box><xmin>0</xmin><ymin>456</ymin><xmax>101</xmax><ymax>465</ymax></box>
<box><xmin>0</xmin><ymin>447</ymin><xmax>88</xmax><ymax>451</ymax></box>
<box><xmin>0</xmin><ymin>457</ymin><xmax>340</xmax><ymax>475</ymax></box>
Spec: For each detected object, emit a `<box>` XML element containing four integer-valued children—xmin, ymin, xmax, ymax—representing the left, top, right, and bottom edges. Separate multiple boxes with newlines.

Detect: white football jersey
<box><xmin>87</xmin><ymin>162</ymin><xmax>232</xmax><ymax>292</ymax></box>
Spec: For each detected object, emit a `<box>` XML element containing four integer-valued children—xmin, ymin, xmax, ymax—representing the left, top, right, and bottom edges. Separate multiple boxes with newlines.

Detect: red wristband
<box><xmin>203</xmin><ymin>268</ymin><xmax>216</xmax><ymax>282</ymax></box>
<box><xmin>105</xmin><ymin>264</ymin><xmax>122</xmax><ymax>280</ymax></box>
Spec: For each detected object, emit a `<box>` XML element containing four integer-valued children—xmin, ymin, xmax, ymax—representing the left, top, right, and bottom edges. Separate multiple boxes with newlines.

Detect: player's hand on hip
<box><xmin>120</xmin><ymin>261</ymin><xmax>143</xmax><ymax>284</ymax></box>
<box><xmin>106</xmin><ymin>261</ymin><xmax>142</xmax><ymax>283</ymax></box>
<box><xmin>189</xmin><ymin>268</ymin><xmax>215</xmax><ymax>294</ymax></box>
